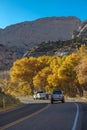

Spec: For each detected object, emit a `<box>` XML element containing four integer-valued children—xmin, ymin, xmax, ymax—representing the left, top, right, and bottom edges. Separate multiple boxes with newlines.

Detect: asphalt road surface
<box><xmin>0</xmin><ymin>101</ymin><xmax>87</xmax><ymax>130</ymax></box>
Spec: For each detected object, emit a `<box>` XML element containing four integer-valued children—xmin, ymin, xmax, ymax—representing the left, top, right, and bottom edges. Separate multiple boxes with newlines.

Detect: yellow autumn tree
<box><xmin>47</xmin><ymin>74</ymin><xmax>60</xmax><ymax>89</ymax></box>
<box><xmin>33</xmin><ymin>67</ymin><xmax>52</xmax><ymax>90</ymax></box>
<box><xmin>75</xmin><ymin>58</ymin><xmax>87</xmax><ymax>89</ymax></box>
<box><xmin>47</xmin><ymin>56</ymin><xmax>62</xmax><ymax>90</ymax></box>
<box><xmin>10</xmin><ymin>57</ymin><xmax>43</xmax><ymax>94</ymax></box>
<box><xmin>58</xmin><ymin>53</ymin><xmax>80</xmax><ymax>96</ymax></box>
<box><xmin>50</xmin><ymin>56</ymin><xmax>59</xmax><ymax>73</ymax></box>
<box><xmin>77</xmin><ymin>44</ymin><xmax>87</xmax><ymax>59</ymax></box>
<box><xmin>75</xmin><ymin>44</ymin><xmax>87</xmax><ymax>95</ymax></box>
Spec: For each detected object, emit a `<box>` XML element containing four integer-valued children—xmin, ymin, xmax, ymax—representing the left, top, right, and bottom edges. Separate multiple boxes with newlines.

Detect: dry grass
<box><xmin>66</xmin><ymin>96</ymin><xmax>87</xmax><ymax>102</ymax></box>
<box><xmin>0</xmin><ymin>103</ymin><xmax>23</xmax><ymax>112</ymax></box>
<box><xmin>0</xmin><ymin>93</ymin><xmax>21</xmax><ymax>112</ymax></box>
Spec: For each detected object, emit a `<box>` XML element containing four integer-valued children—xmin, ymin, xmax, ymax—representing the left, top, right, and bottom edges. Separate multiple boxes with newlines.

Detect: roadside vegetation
<box><xmin>0</xmin><ymin>88</ymin><xmax>20</xmax><ymax>111</ymax></box>
<box><xmin>1</xmin><ymin>44</ymin><xmax>86</xmax><ymax>98</ymax></box>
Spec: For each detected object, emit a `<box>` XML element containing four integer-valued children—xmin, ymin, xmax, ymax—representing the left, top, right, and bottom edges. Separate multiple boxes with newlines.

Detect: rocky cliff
<box><xmin>0</xmin><ymin>16</ymin><xmax>81</xmax><ymax>48</ymax></box>
<box><xmin>72</xmin><ymin>20</ymin><xmax>87</xmax><ymax>39</ymax></box>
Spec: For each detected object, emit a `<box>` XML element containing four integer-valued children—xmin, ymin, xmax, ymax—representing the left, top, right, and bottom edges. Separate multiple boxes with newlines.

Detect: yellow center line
<box><xmin>0</xmin><ymin>104</ymin><xmax>51</xmax><ymax>130</ymax></box>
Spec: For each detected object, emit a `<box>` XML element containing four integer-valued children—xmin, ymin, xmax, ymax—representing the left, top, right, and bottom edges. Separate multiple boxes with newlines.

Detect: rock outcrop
<box><xmin>72</xmin><ymin>20</ymin><xmax>87</xmax><ymax>39</ymax></box>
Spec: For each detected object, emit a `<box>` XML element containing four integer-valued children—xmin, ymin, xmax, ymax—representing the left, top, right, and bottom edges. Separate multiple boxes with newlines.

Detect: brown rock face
<box><xmin>0</xmin><ymin>16</ymin><xmax>81</xmax><ymax>48</ymax></box>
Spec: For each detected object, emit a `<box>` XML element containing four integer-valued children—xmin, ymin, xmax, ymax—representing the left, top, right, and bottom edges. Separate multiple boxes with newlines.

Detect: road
<box><xmin>0</xmin><ymin>100</ymin><xmax>87</xmax><ymax>130</ymax></box>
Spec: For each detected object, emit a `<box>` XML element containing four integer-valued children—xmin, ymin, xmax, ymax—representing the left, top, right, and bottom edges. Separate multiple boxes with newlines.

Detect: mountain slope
<box><xmin>0</xmin><ymin>16</ymin><xmax>81</xmax><ymax>48</ymax></box>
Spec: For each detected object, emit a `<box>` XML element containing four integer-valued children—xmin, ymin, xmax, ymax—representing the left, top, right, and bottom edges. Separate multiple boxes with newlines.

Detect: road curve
<box><xmin>0</xmin><ymin>102</ymin><xmax>82</xmax><ymax>130</ymax></box>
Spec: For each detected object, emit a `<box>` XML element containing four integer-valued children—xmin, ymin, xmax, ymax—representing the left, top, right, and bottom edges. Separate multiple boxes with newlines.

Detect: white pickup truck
<box><xmin>33</xmin><ymin>91</ymin><xmax>49</xmax><ymax>100</ymax></box>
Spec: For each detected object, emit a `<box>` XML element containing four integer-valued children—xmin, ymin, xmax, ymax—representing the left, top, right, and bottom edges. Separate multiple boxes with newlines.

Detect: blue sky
<box><xmin>0</xmin><ymin>0</ymin><xmax>87</xmax><ymax>28</ymax></box>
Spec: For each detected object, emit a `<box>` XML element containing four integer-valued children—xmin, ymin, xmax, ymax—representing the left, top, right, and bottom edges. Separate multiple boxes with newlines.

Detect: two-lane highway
<box><xmin>0</xmin><ymin>103</ymin><xmax>48</xmax><ymax>128</ymax></box>
<box><xmin>0</xmin><ymin>101</ymin><xmax>85</xmax><ymax>130</ymax></box>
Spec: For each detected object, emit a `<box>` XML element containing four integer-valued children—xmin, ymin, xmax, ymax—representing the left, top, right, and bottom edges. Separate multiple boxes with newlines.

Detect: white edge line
<box><xmin>72</xmin><ymin>103</ymin><xmax>79</xmax><ymax>130</ymax></box>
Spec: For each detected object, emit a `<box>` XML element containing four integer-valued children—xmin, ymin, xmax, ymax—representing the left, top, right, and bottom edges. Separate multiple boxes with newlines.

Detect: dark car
<box><xmin>51</xmin><ymin>90</ymin><xmax>65</xmax><ymax>104</ymax></box>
